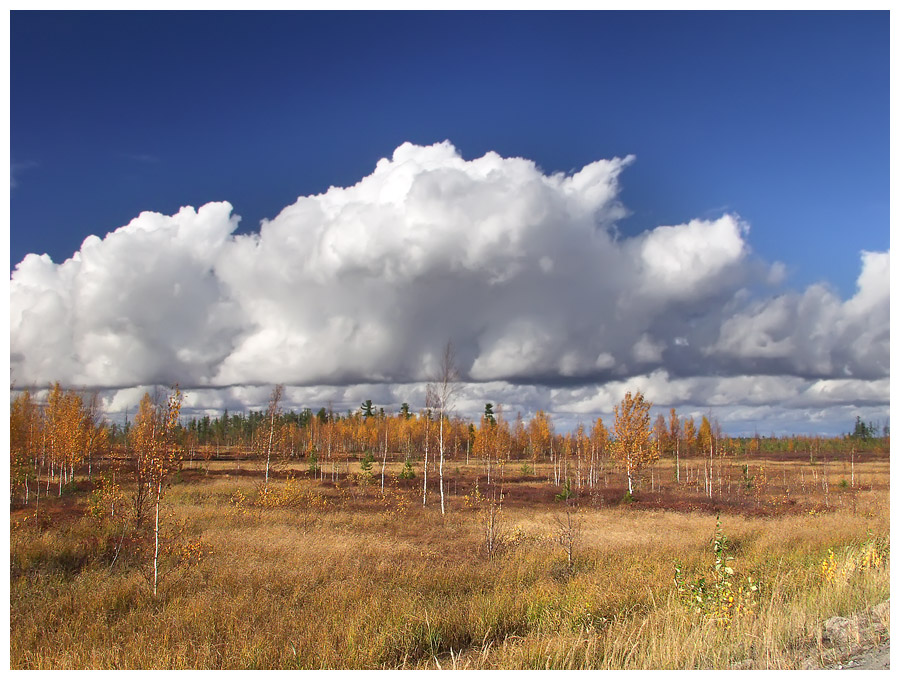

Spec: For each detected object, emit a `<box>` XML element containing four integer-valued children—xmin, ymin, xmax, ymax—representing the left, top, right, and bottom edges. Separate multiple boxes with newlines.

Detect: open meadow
<box><xmin>9</xmin><ymin>10</ymin><xmax>891</xmax><ymax>671</ymax></box>
<box><xmin>10</xmin><ymin>441</ymin><xmax>889</xmax><ymax>669</ymax></box>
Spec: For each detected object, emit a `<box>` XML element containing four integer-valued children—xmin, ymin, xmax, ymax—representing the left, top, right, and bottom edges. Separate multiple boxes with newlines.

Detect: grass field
<box><xmin>9</xmin><ymin>449</ymin><xmax>890</xmax><ymax>669</ymax></box>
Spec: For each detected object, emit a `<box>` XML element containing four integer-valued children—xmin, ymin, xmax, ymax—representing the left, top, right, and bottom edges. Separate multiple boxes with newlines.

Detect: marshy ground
<box><xmin>10</xmin><ymin>449</ymin><xmax>889</xmax><ymax>669</ymax></box>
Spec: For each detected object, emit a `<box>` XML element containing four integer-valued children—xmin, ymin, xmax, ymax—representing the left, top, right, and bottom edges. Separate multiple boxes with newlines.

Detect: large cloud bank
<box><xmin>10</xmin><ymin>142</ymin><xmax>888</xmax><ymax>433</ymax></box>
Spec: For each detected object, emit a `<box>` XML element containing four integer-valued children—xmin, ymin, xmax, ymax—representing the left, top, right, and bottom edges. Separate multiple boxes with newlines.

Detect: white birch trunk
<box><xmin>675</xmin><ymin>440</ymin><xmax>680</xmax><ymax>483</ymax></box>
<box><xmin>265</xmin><ymin>415</ymin><xmax>275</xmax><ymax>491</ymax></box>
<box><xmin>439</xmin><ymin>413</ymin><xmax>445</xmax><ymax>515</ymax></box>
<box><xmin>423</xmin><ymin>422</ymin><xmax>429</xmax><ymax>506</ymax></box>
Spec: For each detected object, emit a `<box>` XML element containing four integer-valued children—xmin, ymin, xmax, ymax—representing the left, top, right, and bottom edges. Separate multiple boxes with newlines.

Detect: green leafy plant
<box><xmin>555</xmin><ymin>477</ymin><xmax>574</xmax><ymax>502</ymax></box>
<box><xmin>742</xmin><ymin>463</ymin><xmax>754</xmax><ymax>492</ymax></box>
<box><xmin>673</xmin><ymin>515</ymin><xmax>759</xmax><ymax>627</ymax></box>
<box><xmin>398</xmin><ymin>459</ymin><xmax>415</xmax><ymax>480</ymax></box>
<box><xmin>87</xmin><ymin>473</ymin><xmax>126</xmax><ymax>524</ymax></box>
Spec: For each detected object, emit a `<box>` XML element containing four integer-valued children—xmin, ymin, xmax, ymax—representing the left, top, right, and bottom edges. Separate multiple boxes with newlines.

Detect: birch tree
<box><xmin>653</xmin><ymin>413</ymin><xmax>668</xmax><ymax>461</ymax></box>
<box><xmin>589</xmin><ymin>416</ymin><xmax>608</xmax><ymax>489</ymax></box>
<box><xmin>430</xmin><ymin>342</ymin><xmax>461</xmax><ymax>515</ymax></box>
<box><xmin>527</xmin><ymin>410</ymin><xmax>552</xmax><ymax>477</ymax></box>
<box><xmin>10</xmin><ymin>390</ymin><xmax>40</xmax><ymax>505</ymax></box>
<box><xmin>81</xmin><ymin>391</ymin><xmax>107</xmax><ymax>482</ymax></box>
<box><xmin>422</xmin><ymin>394</ymin><xmax>435</xmax><ymax>507</ymax></box>
<box><xmin>698</xmin><ymin>415</ymin><xmax>713</xmax><ymax>497</ymax></box>
<box><xmin>683</xmin><ymin>417</ymin><xmax>696</xmax><ymax>458</ymax></box>
<box><xmin>613</xmin><ymin>391</ymin><xmax>654</xmax><ymax>497</ymax></box>
<box><xmin>668</xmin><ymin>408</ymin><xmax>682</xmax><ymax>483</ymax></box>
<box><xmin>473</xmin><ymin>412</ymin><xmax>492</xmax><ymax>481</ymax></box>
<box><xmin>264</xmin><ymin>384</ymin><xmax>284</xmax><ymax>492</ymax></box>
<box><xmin>130</xmin><ymin>387</ymin><xmax>183</xmax><ymax>596</ymax></box>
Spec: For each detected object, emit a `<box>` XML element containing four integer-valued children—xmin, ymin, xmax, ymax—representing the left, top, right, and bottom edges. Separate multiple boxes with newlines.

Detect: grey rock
<box><xmin>822</xmin><ymin>616</ymin><xmax>860</xmax><ymax>648</ymax></box>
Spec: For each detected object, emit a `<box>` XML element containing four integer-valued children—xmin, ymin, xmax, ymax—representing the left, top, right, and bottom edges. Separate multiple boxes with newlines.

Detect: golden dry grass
<box><xmin>9</xmin><ymin>453</ymin><xmax>889</xmax><ymax>669</ymax></box>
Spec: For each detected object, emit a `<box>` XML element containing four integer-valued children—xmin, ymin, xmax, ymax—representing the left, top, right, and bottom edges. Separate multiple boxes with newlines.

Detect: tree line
<box><xmin>10</xmin><ymin>379</ymin><xmax>887</xmax><ymax>600</ymax></box>
<box><xmin>12</xmin><ymin>381</ymin><xmax>887</xmax><ymax>511</ymax></box>
<box><xmin>11</xmin><ymin>383</ymin><xmax>889</xmax><ymax>550</ymax></box>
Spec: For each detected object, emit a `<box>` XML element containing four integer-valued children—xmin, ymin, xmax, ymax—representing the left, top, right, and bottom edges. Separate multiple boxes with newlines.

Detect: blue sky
<box><xmin>11</xmin><ymin>10</ymin><xmax>888</xmax><ymax>296</ymax></box>
<box><xmin>9</xmin><ymin>10</ymin><xmax>890</xmax><ymax>434</ymax></box>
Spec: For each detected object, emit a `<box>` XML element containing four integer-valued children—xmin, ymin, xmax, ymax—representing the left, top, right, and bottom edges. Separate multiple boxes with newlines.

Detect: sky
<box><xmin>8</xmin><ymin>10</ymin><xmax>891</xmax><ymax>435</ymax></box>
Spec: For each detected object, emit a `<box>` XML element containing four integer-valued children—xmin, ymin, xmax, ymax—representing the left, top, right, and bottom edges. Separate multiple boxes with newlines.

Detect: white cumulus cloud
<box><xmin>708</xmin><ymin>250</ymin><xmax>889</xmax><ymax>379</ymax></box>
<box><xmin>9</xmin><ymin>141</ymin><xmax>888</xmax><ymax>433</ymax></box>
